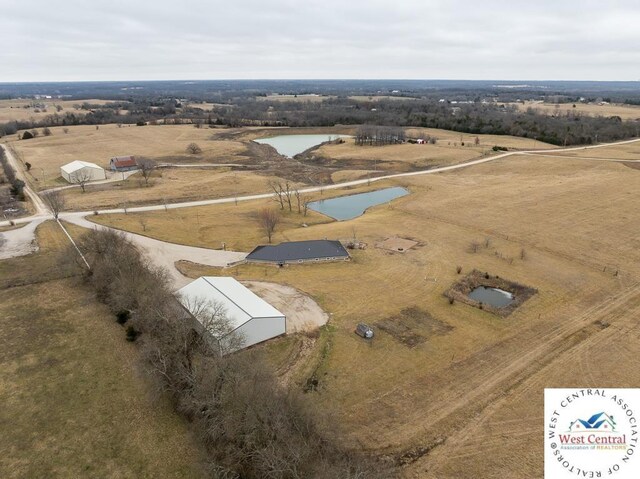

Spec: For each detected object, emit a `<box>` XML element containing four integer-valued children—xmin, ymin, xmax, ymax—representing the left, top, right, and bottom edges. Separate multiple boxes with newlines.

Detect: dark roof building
<box><xmin>109</xmin><ymin>155</ymin><xmax>138</xmax><ymax>171</ymax></box>
<box><xmin>246</xmin><ymin>240</ymin><xmax>350</xmax><ymax>264</ymax></box>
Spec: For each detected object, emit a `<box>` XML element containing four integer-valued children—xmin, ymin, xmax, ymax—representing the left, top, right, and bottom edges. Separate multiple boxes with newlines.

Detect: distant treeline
<box><xmin>2</xmin><ymin>95</ymin><xmax>639</xmax><ymax>146</ymax></box>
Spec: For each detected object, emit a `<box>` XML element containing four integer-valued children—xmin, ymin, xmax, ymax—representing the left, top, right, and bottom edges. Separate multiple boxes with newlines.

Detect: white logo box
<box><xmin>545</xmin><ymin>388</ymin><xmax>639</xmax><ymax>479</ymax></box>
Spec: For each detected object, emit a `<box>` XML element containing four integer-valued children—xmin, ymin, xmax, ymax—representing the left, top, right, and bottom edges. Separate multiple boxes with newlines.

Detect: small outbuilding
<box><xmin>109</xmin><ymin>155</ymin><xmax>138</xmax><ymax>171</ymax></box>
<box><xmin>246</xmin><ymin>240</ymin><xmax>350</xmax><ymax>265</ymax></box>
<box><xmin>177</xmin><ymin>277</ymin><xmax>286</xmax><ymax>352</ymax></box>
<box><xmin>60</xmin><ymin>160</ymin><xmax>107</xmax><ymax>183</ymax></box>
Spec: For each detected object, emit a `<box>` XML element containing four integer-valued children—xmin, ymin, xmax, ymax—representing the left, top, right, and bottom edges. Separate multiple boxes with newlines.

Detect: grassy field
<box><xmin>504</xmin><ymin>100</ymin><xmax>640</xmax><ymax>120</ymax></box>
<box><xmin>311</xmin><ymin>130</ymin><xmax>555</xmax><ymax>174</ymax></box>
<box><xmin>61</xmin><ymin>168</ymin><xmax>288</xmax><ymax>211</ymax></box>
<box><xmin>92</xmin><ymin>142</ymin><xmax>640</xmax><ymax>477</ymax></box>
<box><xmin>0</xmin><ymin>98</ymin><xmax>116</xmax><ymax>123</ymax></box>
<box><xmin>0</xmin><ymin>222</ymin><xmax>206</xmax><ymax>478</ymax></box>
<box><xmin>257</xmin><ymin>94</ymin><xmax>333</xmax><ymax>102</ymax></box>
<box><xmin>4</xmin><ymin>124</ymin><xmax>250</xmax><ymax>183</ymax></box>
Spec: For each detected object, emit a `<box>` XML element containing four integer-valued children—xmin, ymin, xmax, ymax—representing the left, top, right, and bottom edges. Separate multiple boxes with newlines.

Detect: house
<box><xmin>109</xmin><ymin>155</ymin><xmax>138</xmax><ymax>171</ymax></box>
<box><xmin>176</xmin><ymin>277</ymin><xmax>286</xmax><ymax>352</ymax></box>
<box><xmin>246</xmin><ymin>240</ymin><xmax>350</xmax><ymax>265</ymax></box>
<box><xmin>60</xmin><ymin>160</ymin><xmax>106</xmax><ymax>183</ymax></box>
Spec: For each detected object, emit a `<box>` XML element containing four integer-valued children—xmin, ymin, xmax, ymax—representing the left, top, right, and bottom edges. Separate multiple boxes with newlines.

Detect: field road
<box><xmin>62</xmin><ymin>214</ymin><xmax>246</xmax><ymax>289</ymax></box>
<box><xmin>1</xmin><ymin>144</ymin><xmax>48</xmax><ymax>216</ymax></box>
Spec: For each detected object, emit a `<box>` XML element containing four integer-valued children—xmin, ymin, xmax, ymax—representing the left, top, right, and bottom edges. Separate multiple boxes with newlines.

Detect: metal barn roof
<box><xmin>176</xmin><ymin>277</ymin><xmax>284</xmax><ymax>331</ymax></box>
<box><xmin>246</xmin><ymin>240</ymin><xmax>349</xmax><ymax>262</ymax></box>
<box><xmin>110</xmin><ymin>156</ymin><xmax>137</xmax><ymax>167</ymax></box>
<box><xmin>60</xmin><ymin>160</ymin><xmax>104</xmax><ymax>174</ymax></box>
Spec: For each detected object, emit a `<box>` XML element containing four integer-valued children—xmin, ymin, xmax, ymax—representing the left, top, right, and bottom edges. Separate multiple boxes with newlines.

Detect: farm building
<box><xmin>59</xmin><ymin>160</ymin><xmax>106</xmax><ymax>183</ymax></box>
<box><xmin>109</xmin><ymin>155</ymin><xmax>138</xmax><ymax>171</ymax></box>
<box><xmin>246</xmin><ymin>240</ymin><xmax>350</xmax><ymax>264</ymax></box>
<box><xmin>177</xmin><ymin>277</ymin><xmax>286</xmax><ymax>352</ymax></box>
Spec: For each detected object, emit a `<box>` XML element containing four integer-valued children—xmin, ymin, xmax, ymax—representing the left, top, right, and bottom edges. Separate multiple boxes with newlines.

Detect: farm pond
<box><xmin>468</xmin><ymin>286</ymin><xmax>514</xmax><ymax>308</ymax></box>
<box><xmin>307</xmin><ymin>186</ymin><xmax>409</xmax><ymax>221</ymax></box>
<box><xmin>254</xmin><ymin>134</ymin><xmax>350</xmax><ymax>157</ymax></box>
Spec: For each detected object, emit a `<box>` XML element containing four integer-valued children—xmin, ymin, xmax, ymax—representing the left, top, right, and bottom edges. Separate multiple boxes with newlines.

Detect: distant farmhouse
<box><xmin>177</xmin><ymin>276</ymin><xmax>286</xmax><ymax>352</ymax></box>
<box><xmin>60</xmin><ymin>160</ymin><xmax>106</xmax><ymax>183</ymax></box>
<box><xmin>246</xmin><ymin>240</ymin><xmax>350</xmax><ymax>265</ymax></box>
<box><xmin>109</xmin><ymin>155</ymin><xmax>138</xmax><ymax>171</ymax></box>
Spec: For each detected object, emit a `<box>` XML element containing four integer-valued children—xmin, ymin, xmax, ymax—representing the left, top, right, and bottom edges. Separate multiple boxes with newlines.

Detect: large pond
<box><xmin>468</xmin><ymin>286</ymin><xmax>514</xmax><ymax>308</ymax></box>
<box><xmin>307</xmin><ymin>186</ymin><xmax>409</xmax><ymax>221</ymax></box>
<box><xmin>254</xmin><ymin>134</ymin><xmax>350</xmax><ymax>157</ymax></box>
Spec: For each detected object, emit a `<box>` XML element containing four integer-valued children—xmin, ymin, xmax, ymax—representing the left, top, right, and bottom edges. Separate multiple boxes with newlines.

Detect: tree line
<box><xmin>70</xmin><ymin>229</ymin><xmax>393</xmax><ymax>479</ymax></box>
<box><xmin>3</xmin><ymin>94</ymin><xmax>639</xmax><ymax>147</ymax></box>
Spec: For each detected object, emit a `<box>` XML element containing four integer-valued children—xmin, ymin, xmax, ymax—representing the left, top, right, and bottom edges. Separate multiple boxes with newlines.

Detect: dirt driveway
<box><xmin>244</xmin><ymin>281</ymin><xmax>329</xmax><ymax>333</ymax></box>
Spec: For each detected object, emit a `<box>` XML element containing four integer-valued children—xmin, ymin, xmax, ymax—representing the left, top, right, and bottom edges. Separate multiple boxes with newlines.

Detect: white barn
<box><xmin>177</xmin><ymin>277</ymin><xmax>286</xmax><ymax>352</ymax></box>
<box><xmin>60</xmin><ymin>160</ymin><xmax>107</xmax><ymax>183</ymax></box>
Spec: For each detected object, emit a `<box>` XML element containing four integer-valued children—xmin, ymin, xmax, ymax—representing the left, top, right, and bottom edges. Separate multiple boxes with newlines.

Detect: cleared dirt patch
<box><xmin>243</xmin><ymin>280</ymin><xmax>329</xmax><ymax>333</ymax></box>
<box><xmin>376</xmin><ymin>236</ymin><xmax>419</xmax><ymax>253</ymax></box>
<box><xmin>376</xmin><ymin>307</ymin><xmax>453</xmax><ymax>347</ymax></box>
<box><xmin>445</xmin><ymin>270</ymin><xmax>537</xmax><ymax>317</ymax></box>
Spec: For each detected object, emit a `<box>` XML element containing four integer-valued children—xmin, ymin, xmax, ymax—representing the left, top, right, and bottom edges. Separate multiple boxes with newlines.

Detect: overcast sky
<box><xmin>1</xmin><ymin>0</ymin><xmax>639</xmax><ymax>82</ymax></box>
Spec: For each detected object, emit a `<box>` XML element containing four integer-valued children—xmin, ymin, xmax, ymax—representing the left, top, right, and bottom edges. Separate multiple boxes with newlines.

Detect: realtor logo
<box><xmin>545</xmin><ymin>389</ymin><xmax>639</xmax><ymax>479</ymax></box>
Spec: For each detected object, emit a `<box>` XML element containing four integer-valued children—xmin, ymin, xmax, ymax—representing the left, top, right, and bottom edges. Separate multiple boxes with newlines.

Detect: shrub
<box><xmin>115</xmin><ymin>310</ymin><xmax>130</xmax><ymax>325</ymax></box>
<box><xmin>25</xmin><ymin>162</ymin><xmax>31</xmax><ymax>171</ymax></box>
<box><xmin>125</xmin><ymin>326</ymin><xmax>139</xmax><ymax>341</ymax></box>
<box><xmin>456</xmin><ymin>265</ymin><xmax>462</xmax><ymax>274</ymax></box>
<box><xmin>136</xmin><ymin>121</ymin><xmax>145</xmax><ymax>126</ymax></box>
<box><xmin>449</xmin><ymin>297</ymin><xmax>455</xmax><ymax>305</ymax></box>
<box><xmin>21</xmin><ymin>130</ymin><xmax>34</xmax><ymax>140</ymax></box>
<box><xmin>42</xmin><ymin>127</ymin><xmax>52</xmax><ymax>136</ymax></box>
<box><xmin>492</xmin><ymin>145</ymin><xmax>508</xmax><ymax>151</ymax></box>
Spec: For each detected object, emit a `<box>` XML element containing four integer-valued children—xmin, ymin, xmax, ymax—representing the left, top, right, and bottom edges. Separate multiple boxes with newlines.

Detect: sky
<box><xmin>1</xmin><ymin>0</ymin><xmax>639</xmax><ymax>82</ymax></box>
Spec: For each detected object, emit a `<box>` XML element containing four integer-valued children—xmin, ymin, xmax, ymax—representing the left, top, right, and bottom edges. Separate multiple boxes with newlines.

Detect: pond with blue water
<box><xmin>468</xmin><ymin>286</ymin><xmax>514</xmax><ymax>308</ymax></box>
<box><xmin>307</xmin><ymin>186</ymin><xmax>409</xmax><ymax>221</ymax></box>
<box><xmin>254</xmin><ymin>134</ymin><xmax>351</xmax><ymax>157</ymax></box>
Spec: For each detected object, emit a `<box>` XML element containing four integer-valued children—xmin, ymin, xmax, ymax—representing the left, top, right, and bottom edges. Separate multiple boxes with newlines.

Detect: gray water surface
<box><xmin>468</xmin><ymin>286</ymin><xmax>514</xmax><ymax>308</ymax></box>
<box><xmin>307</xmin><ymin>187</ymin><xmax>409</xmax><ymax>221</ymax></box>
<box><xmin>254</xmin><ymin>134</ymin><xmax>350</xmax><ymax>157</ymax></box>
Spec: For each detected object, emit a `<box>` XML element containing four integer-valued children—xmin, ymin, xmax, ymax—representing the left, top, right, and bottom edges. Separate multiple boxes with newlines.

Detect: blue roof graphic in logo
<box><xmin>568</xmin><ymin>412</ymin><xmax>616</xmax><ymax>432</ymax></box>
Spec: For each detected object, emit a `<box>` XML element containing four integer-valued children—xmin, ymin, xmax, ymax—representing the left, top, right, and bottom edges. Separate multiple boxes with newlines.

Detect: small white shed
<box><xmin>60</xmin><ymin>160</ymin><xmax>106</xmax><ymax>183</ymax></box>
<box><xmin>177</xmin><ymin>277</ymin><xmax>286</xmax><ymax>353</ymax></box>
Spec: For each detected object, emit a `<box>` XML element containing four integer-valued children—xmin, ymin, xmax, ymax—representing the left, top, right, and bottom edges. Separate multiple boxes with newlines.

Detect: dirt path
<box><xmin>1</xmin><ymin>144</ymin><xmax>48</xmax><ymax>216</ymax></box>
<box><xmin>62</xmin><ymin>214</ymin><xmax>247</xmax><ymax>289</ymax></box>
<box><xmin>0</xmin><ymin>218</ymin><xmax>46</xmax><ymax>259</ymax></box>
<box><xmin>243</xmin><ymin>281</ymin><xmax>329</xmax><ymax>333</ymax></box>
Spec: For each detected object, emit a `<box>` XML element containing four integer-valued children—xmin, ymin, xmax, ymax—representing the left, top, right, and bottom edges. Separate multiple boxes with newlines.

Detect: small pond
<box><xmin>254</xmin><ymin>134</ymin><xmax>351</xmax><ymax>157</ymax></box>
<box><xmin>307</xmin><ymin>186</ymin><xmax>409</xmax><ymax>221</ymax></box>
<box><xmin>468</xmin><ymin>286</ymin><xmax>514</xmax><ymax>308</ymax></box>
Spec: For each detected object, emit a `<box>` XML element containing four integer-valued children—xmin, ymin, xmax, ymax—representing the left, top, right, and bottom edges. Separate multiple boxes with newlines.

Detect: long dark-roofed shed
<box><xmin>246</xmin><ymin>240</ymin><xmax>350</xmax><ymax>264</ymax></box>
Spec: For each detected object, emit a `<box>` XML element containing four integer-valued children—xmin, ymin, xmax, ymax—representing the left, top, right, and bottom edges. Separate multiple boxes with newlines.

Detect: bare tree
<box><xmin>186</xmin><ymin>142</ymin><xmax>202</xmax><ymax>154</ymax></box>
<box><xmin>42</xmin><ymin>190</ymin><xmax>66</xmax><ymax>219</ymax></box>
<box><xmin>71</xmin><ymin>168</ymin><xmax>93</xmax><ymax>192</ymax></box>
<box><xmin>178</xmin><ymin>295</ymin><xmax>245</xmax><ymax>355</ymax></box>
<box><xmin>257</xmin><ymin>208</ymin><xmax>280</xmax><ymax>243</ymax></box>
<box><xmin>138</xmin><ymin>158</ymin><xmax>157</xmax><ymax>186</ymax></box>
<box><xmin>269</xmin><ymin>180</ymin><xmax>285</xmax><ymax>210</ymax></box>
<box><xmin>283</xmin><ymin>181</ymin><xmax>293</xmax><ymax>211</ymax></box>
<box><xmin>302</xmin><ymin>195</ymin><xmax>312</xmax><ymax>216</ymax></box>
<box><xmin>294</xmin><ymin>189</ymin><xmax>302</xmax><ymax>213</ymax></box>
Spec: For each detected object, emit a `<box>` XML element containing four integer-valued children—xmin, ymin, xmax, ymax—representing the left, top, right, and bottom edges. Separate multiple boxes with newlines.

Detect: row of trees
<box><xmin>0</xmin><ymin>147</ymin><xmax>25</xmax><ymax>201</ymax></box>
<box><xmin>3</xmin><ymin>94</ymin><xmax>638</xmax><ymax>146</ymax></box>
<box><xmin>72</xmin><ymin>229</ymin><xmax>392</xmax><ymax>478</ymax></box>
<box><xmin>354</xmin><ymin>126</ymin><xmax>405</xmax><ymax>146</ymax></box>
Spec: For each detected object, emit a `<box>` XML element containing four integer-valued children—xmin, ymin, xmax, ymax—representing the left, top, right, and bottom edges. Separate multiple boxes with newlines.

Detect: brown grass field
<box><xmin>62</xmin><ymin>168</ymin><xmax>287</xmax><ymax>211</ymax></box>
<box><xmin>93</xmin><ymin>142</ymin><xmax>640</xmax><ymax>477</ymax></box>
<box><xmin>504</xmin><ymin>101</ymin><xmax>640</xmax><ymax>120</ymax></box>
<box><xmin>4</xmin><ymin>124</ymin><xmax>250</xmax><ymax>182</ymax></box>
<box><xmin>0</xmin><ymin>98</ymin><xmax>116</xmax><ymax>123</ymax></box>
<box><xmin>0</xmin><ymin>222</ymin><xmax>206</xmax><ymax>478</ymax></box>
